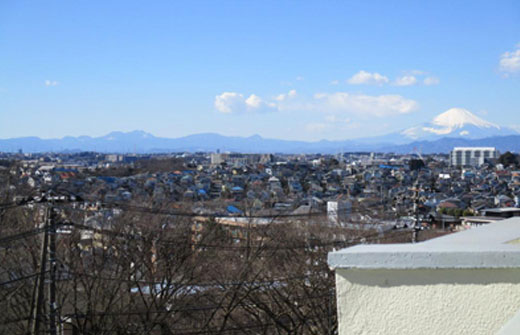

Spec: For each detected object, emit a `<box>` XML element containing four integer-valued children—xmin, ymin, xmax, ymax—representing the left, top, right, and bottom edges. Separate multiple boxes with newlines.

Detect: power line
<box><xmin>101</xmin><ymin>201</ymin><xmax>392</xmax><ymax>219</ymax></box>
<box><xmin>0</xmin><ymin>227</ymin><xmax>47</xmax><ymax>246</ymax></box>
<box><xmin>55</xmin><ymin>292</ymin><xmax>333</xmax><ymax>319</ymax></box>
<box><xmin>106</xmin><ymin>202</ymin><xmax>327</xmax><ymax>218</ymax></box>
<box><xmin>0</xmin><ymin>202</ymin><xmax>20</xmax><ymax>210</ymax></box>
<box><xmin>0</xmin><ymin>290</ymin><xmax>334</xmax><ymax>324</ymax></box>
<box><xmin>0</xmin><ymin>221</ymin><xmax>409</xmax><ymax>255</ymax></box>
<box><xmin>0</xmin><ymin>315</ymin><xmax>32</xmax><ymax>326</ymax></box>
<box><xmin>0</xmin><ymin>293</ymin><xmax>335</xmax><ymax>331</ymax></box>
<box><xmin>52</xmin><ymin>191</ymin><xmax>392</xmax><ymax>220</ymax></box>
<box><xmin>56</xmin><ymin>269</ymin><xmax>328</xmax><ymax>288</ymax></box>
<box><xmin>0</xmin><ymin>193</ymin><xmax>49</xmax><ymax>211</ymax></box>
<box><xmin>0</xmin><ymin>200</ymin><xmax>30</xmax><ymax>211</ymax></box>
<box><xmin>75</xmin><ymin>222</ymin><xmax>409</xmax><ymax>250</ymax></box>
<box><xmin>0</xmin><ymin>271</ymin><xmax>48</xmax><ymax>287</ymax></box>
<box><xmin>54</xmin><ymin>313</ymin><xmax>332</xmax><ymax>335</ymax></box>
<box><xmin>0</xmin><ymin>213</ymin><xmax>409</xmax><ymax>253</ymax></box>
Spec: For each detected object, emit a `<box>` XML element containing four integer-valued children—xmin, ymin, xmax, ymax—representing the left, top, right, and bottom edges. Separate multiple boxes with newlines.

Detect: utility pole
<box><xmin>48</xmin><ymin>206</ymin><xmax>58</xmax><ymax>335</ymax></box>
<box><xmin>29</xmin><ymin>203</ymin><xmax>58</xmax><ymax>335</ymax></box>
<box><xmin>246</xmin><ymin>217</ymin><xmax>251</xmax><ymax>261</ymax></box>
<box><xmin>31</xmin><ymin>206</ymin><xmax>49</xmax><ymax>335</ymax></box>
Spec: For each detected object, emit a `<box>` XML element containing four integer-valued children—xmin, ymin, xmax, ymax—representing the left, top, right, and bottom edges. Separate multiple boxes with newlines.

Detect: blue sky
<box><xmin>1</xmin><ymin>0</ymin><xmax>519</xmax><ymax>141</ymax></box>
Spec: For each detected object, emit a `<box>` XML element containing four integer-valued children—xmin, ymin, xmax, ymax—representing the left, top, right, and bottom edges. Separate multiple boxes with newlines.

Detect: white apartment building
<box><xmin>327</xmin><ymin>200</ymin><xmax>352</xmax><ymax>225</ymax></box>
<box><xmin>450</xmin><ymin>147</ymin><xmax>498</xmax><ymax>167</ymax></box>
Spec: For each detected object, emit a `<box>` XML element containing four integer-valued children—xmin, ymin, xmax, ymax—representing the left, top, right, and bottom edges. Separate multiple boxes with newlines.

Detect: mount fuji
<box><xmin>400</xmin><ymin>108</ymin><xmax>517</xmax><ymax>141</ymax></box>
<box><xmin>352</xmin><ymin>108</ymin><xmax>520</xmax><ymax>153</ymax></box>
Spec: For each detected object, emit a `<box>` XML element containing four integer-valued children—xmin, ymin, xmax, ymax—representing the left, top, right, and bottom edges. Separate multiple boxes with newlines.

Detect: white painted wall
<box><xmin>336</xmin><ymin>268</ymin><xmax>520</xmax><ymax>335</ymax></box>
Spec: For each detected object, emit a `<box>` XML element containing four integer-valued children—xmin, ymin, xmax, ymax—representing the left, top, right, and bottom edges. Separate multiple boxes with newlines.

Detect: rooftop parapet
<box><xmin>328</xmin><ymin>218</ymin><xmax>520</xmax><ymax>335</ymax></box>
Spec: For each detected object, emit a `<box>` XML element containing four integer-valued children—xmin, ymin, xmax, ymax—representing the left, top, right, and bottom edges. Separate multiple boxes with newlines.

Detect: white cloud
<box><xmin>275</xmin><ymin>89</ymin><xmax>297</xmax><ymax>101</ymax></box>
<box><xmin>423</xmin><ymin>76</ymin><xmax>440</xmax><ymax>85</ymax></box>
<box><xmin>313</xmin><ymin>92</ymin><xmax>418</xmax><ymax>117</ymax></box>
<box><xmin>499</xmin><ymin>45</ymin><xmax>520</xmax><ymax>74</ymax></box>
<box><xmin>330</xmin><ymin>80</ymin><xmax>340</xmax><ymax>85</ymax></box>
<box><xmin>245</xmin><ymin>94</ymin><xmax>262</xmax><ymax>108</ymax></box>
<box><xmin>345</xmin><ymin>70</ymin><xmax>439</xmax><ymax>87</ymax></box>
<box><xmin>296</xmin><ymin>76</ymin><xmax>304</xmax><ymax>81</ymax></box>
<box><xmin>215</xmin><ymin>92</ymin><xmax>244</xmax><ymax>114</ymax></box>
<box><xmin>394</xmin><ymin>72</ymin><xmax>439</xmax><ymax>86</ymax></box>
<box><xmin>394</xmin><ymin>75</ymin><xmax>418</xmax><ymax>86</ymax></box>
<box><xmin>347</xmin><ymin>71</ymin><xmax>389</xmax><ymax>86</ymax></box>
<box><xmin>215</xmin><ymin>92</ymin><xmax>277</xmax><ymax>114</ymax></box>
<box><xmin>45</xmin><ymin>80</ymin><xmax>59</xmax><ymax>87</ymax></box>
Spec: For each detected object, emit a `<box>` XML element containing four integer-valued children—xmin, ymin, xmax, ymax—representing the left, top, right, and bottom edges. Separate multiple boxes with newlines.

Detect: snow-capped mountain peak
<box><xmin>431</xmin><ymin>108</ymin><xmax>499</xmax><ymax>129</ymax></box>
<box><xmin>400</xmin><ymin>108</ymin><xmax>515</xmax><ymax>140</ymax></box>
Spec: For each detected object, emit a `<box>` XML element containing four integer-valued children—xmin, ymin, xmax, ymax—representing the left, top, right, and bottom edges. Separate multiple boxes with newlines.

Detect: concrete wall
<box><xmin>336</xmin><ymin>268</ymin><xmax>520</xmax><ymax>335</ymax></box>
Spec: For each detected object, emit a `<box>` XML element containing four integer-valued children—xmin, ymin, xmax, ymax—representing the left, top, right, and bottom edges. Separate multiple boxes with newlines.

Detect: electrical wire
<box><xmin>56</xmin><ymin>269</ymin><xmax>328</xmax><ymax>288</ymax></box>
<box><xmin>0</xmin><ymin>227</ymin><xmax>47</xmax><ymax>247</ymax></box>
<box><xmin>63</xmin><ymin>222</ymin><xmax>411</xmax><ymax>251</ymax></box>
<box><xmin>0</xmin><ymin>271</ymin><xmax>48</xmax><ymax>287</ymax></box>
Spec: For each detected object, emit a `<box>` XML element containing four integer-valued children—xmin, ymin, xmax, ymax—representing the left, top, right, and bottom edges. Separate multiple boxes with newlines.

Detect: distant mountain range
<box><xmin>2</xmin><ymin>109</ymin><xmax>519</xmax><ymax>154</ymax></box>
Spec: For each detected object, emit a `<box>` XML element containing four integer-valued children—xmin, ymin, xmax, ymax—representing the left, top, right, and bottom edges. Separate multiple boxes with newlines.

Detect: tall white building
<box><xmin>327</xmin><ymin>200</ymin><xmax>352</xmax><ymax>225</ymax></box>
<box><xmin>450</xmin><ymin>147</ymin><xmax>498</xmax><ymax>167</ymax></box>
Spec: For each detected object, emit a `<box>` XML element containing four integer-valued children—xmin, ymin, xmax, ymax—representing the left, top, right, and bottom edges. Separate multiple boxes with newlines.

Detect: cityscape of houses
<box><xmin>3</xmin><ymin>147</ymin><xmax>520</xmax><ymax>232</ymax></box>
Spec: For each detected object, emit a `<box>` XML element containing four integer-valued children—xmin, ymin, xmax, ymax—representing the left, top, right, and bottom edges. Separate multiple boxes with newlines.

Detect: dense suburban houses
<box><xmin>2</xmin><ymin>148</ymin><xmax>520</xmax><ymax>334</ymax></box>
<box><xmin>3</xmin><ymin>148</ymin><xmax>519</xmax><ymax>229</ymax></box>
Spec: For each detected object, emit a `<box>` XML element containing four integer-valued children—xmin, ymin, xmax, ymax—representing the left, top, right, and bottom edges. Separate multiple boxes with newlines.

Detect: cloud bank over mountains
<box><xmin>215</xmin><ymin>90</ymin><xmax>418</xmax><ymax>118</ymax></box>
